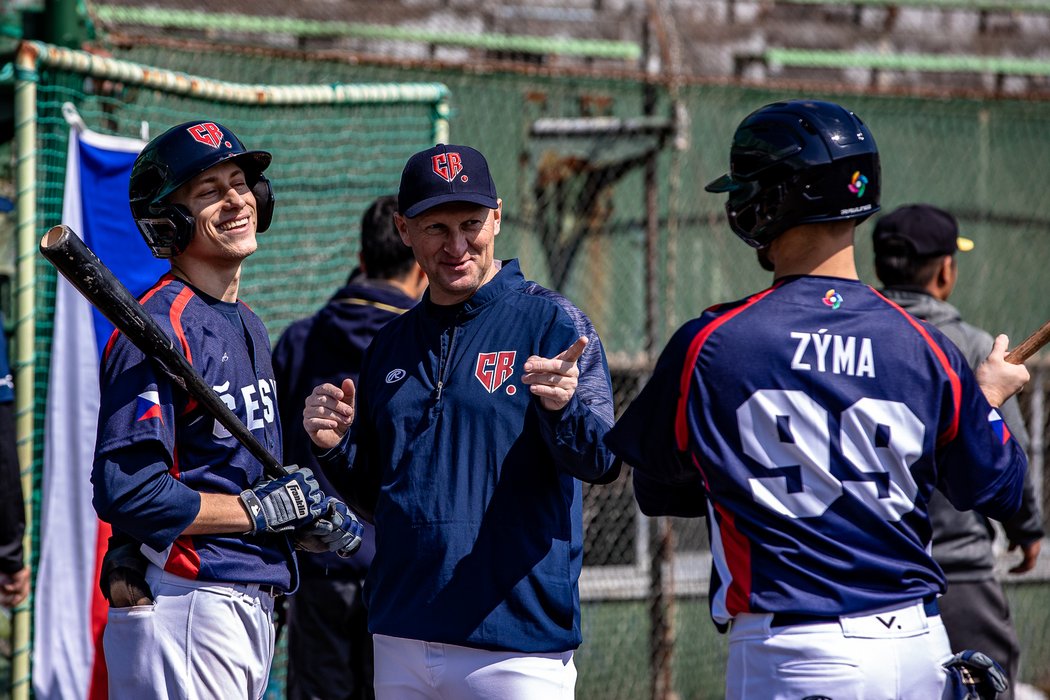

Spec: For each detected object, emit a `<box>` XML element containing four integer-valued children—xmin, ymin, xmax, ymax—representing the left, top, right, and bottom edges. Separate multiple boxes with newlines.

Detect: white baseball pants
<box><xmin>102</xmin><ymin>566</ymin><xmax>276</xmax><ymax>699</ymax></box>
<box><xmin>372</xmin><ymin>633</ymin><xmax>576</xmax><ymax>699</ymax></box>
<box><xmin>726</xmin><ymin>598</ymin><xmax>955</xmax><ymax>699</ymax></box>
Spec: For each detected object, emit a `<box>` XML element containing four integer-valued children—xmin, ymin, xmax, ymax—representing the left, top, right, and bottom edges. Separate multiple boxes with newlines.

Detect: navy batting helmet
<box><xmin>128</xmin><ymin>120</ymin><xmax>275</xmax><ymax>258</ymax></box>
<box><xmin>705</xmin><ymin>100</ymin><xmax>880</xmax><ymax>248</ymax></box>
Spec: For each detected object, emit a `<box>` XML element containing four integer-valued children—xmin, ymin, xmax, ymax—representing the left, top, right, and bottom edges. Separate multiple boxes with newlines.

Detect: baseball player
<box><xmin>303</xmin><ymin>144</ymin><xmax>619</xmax><ymax>699</ymax></box>
<box><xmin>604</xmin><ymin>100</ymin><xmax>1030</xmax><ymax>699</ymax></box>
<box><xmin>92</xmin><ymin>120</ymin><xmax>362</xmax><ymax>699</ymax></box>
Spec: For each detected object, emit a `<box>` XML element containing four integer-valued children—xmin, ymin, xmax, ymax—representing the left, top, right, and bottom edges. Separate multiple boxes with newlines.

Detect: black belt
<box><xmin>770</xmin><ymin>597</ymin><xmax>939</xmax><ymax>628</ymax></box>
<box><xmin>259</xmin><ymin>584</ymin><xmax>281</xmax><ymax>597</ymax></box>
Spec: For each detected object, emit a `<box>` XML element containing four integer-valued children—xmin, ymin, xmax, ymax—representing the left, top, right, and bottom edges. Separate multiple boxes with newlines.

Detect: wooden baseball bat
<box><xmin>1005</xmin><ymin>319</ymin><xmax>1050</xmax><ymax>365</ymax></box>
<box><xmin>40</xmin><ymin>224</ymin><xmax>290</xmax><ymax>479</ymax></box>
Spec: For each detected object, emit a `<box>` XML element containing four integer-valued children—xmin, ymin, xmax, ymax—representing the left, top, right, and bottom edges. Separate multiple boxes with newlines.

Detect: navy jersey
<box><xmin>320</xmin><ymin>259</ymin><xmax>617</xmax><ymax>653</ymax></box>
<box><xmin>92</xmin><ymin>274</ymin><xmax>293</xmax><ymax>590</ymax></box>
<box><xmin>605</xmin><ymin>275</ymin><xmax>1025</xmax><ymax>626</ymax></box>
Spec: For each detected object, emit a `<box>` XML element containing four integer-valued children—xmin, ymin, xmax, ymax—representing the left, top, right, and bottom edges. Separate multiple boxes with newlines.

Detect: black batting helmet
<box><xmin>128</xmin><ymin>120</ymin><xmax>275</xmax><ymax>258</ymax></box>
<box><xmin>705</xmin><ymin>100</ymin><xmax>880</xmax><ymax>248</ymax></box>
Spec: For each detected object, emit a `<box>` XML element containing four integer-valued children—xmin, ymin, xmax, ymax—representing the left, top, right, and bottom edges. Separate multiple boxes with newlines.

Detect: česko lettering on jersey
<box><xmin>212</xmin><ymin>378</ymin><xmax>277</xmax><ymax>438</ymax></box>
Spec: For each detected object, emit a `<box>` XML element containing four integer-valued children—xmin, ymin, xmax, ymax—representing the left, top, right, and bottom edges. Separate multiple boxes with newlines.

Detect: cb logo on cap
<box><xmin>432</xmin><ymin>152</ymin><xmax>463</xmax><ymax>182</ymax></box>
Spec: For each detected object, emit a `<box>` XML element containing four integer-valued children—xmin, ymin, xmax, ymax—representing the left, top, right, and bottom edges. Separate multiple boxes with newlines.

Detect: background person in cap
<box><xmin>873</xmin><ymin>202</ymin><xmax>1044</xmax><ymax>700</ymax></box>
<box><xmin>303</xmin><ymin>144</ymin><xmax>618</xmax><ymax>699</ymax></box>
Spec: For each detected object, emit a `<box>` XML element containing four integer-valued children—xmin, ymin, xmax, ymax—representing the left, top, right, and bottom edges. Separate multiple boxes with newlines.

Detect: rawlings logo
<box><xmin>475</xmin><ymin>351</ymin><xmax>517</xmax><ymax>394</ymax></box>
<box><xmin>187</xmin><ymin>122</ymin><xmax>227</xmax><ymax>149</ymax></box>
<box><xmin>432</xmin><ymin>152</ymin><xmax>464</xmax><ymax>182</ymax></box>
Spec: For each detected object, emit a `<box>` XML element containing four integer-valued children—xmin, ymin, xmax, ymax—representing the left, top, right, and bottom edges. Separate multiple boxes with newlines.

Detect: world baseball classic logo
<box><xmin>432</xmin><ymin>152</ymin><xmax>464</xmax><ymax>182</ymax></box>
<box><xmin>475</xmin><ymin>351</ymin><xmax>517</xmax><ymax>394</ymax></box>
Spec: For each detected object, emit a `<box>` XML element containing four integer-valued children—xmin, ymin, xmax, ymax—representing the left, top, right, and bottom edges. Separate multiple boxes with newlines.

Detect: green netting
<box><xmin>13</xmin><ymin>38</ymin><xmax>1050</xmax><ymax>700</ymax></box>
<box><xmin>109</xmin><ymin>44</ymin><xmax>1050</xmax><ymax>355</ymax></box>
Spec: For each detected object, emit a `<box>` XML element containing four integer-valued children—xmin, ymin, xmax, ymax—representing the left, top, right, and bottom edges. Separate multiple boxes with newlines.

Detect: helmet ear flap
<box><xmin>134</xmin><ymin>203</ymin><xmax>195</xmax><ymax>258</ymax></box>
<box><xmin>252</xmin><ymin>174</ymin><xmax>275</xmax><ymax>233</ymax></box>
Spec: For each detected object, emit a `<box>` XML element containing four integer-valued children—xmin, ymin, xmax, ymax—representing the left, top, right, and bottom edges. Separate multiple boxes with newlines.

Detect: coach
<box><xmin>304</xmin><ymin>144</ymin><xmax>618</xmax><ymax>699</ymax></box>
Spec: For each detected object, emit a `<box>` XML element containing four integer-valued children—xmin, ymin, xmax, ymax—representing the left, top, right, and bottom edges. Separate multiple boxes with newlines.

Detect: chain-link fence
<box><xmin>7</xmin><ymin>4</ymin><xmax>1050</xmax><ymax>695</ymax></box>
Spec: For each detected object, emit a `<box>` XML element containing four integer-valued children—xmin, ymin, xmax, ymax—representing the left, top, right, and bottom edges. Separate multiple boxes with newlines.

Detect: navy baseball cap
<box><xmin>873</xmin><ymin>204</ymin><xmax>974</xmax><ymax>257</ymax></box>
<box><xmin>397</xmin><ymin>144</ymin><xmax>498</xmax><ymax>218</ymax></box>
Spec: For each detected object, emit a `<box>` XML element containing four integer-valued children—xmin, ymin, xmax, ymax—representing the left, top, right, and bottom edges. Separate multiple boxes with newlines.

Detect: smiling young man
<box><xmin>92</xmin><ymin>121</ymin><xmax>361</xmax><ymax>699</ymax></box>
<box><xmin>303</xmin><ymin>144</ymin><xmax>619</xmax><ymax>699</ymax></box>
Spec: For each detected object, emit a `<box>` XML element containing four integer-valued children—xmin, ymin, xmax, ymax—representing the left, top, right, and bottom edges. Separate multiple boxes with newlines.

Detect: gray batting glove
<box><xmin>240</xmin><ymin>467</ymin><xmax>327</xmax><ymax>535</ymax></box>
<box><xmin>943</xmin><ymin>650</ymin><xmax>1009</xmax><ymax>699</ymax></box>
<box><xmin>294</xmin><ymin>497</ymin><xmax>364</xmax><ymax>558</ymax></box>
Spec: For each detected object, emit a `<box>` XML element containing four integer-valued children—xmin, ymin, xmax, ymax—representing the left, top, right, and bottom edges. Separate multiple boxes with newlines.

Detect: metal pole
<box><xmin>11</xmin><ymin>40</ymin><xmax>40</xmax><ymax>700</ymax></box>
<box><xmin>643</xmin><ymin>4</ymin><xmax>676</xmax><ymax>698</ymax></box>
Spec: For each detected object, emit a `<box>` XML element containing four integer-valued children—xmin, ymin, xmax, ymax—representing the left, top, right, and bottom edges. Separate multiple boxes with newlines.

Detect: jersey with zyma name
<box><xmin>605</xmin><ymin>275</ymin><xmax>1026</xmax><ymax>625</ymax></box>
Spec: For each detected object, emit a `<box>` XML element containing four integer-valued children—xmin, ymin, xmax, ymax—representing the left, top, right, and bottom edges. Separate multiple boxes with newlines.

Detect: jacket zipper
<box><xmin>436</xmin><ymin>316</ymin><xmax>460</xmax><ymax>404</ymax></box>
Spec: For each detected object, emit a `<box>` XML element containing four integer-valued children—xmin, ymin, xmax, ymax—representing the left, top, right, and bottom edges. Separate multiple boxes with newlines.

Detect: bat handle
<box><xmin>1006</xmin><ymin>322</ymin><xmax>1050</xmax><ymax>365</ymax></box>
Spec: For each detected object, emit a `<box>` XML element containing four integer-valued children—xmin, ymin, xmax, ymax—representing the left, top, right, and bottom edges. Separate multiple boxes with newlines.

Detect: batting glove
<box><xmin>943</xmin><ymin>650</ymin><xmax>1009</xmax><ymax>700</ymax></box>
<box><xmin>293</xmin><ymin>497</ymin><xmax>364</xmax><ymax>558</ymax></box>
<box><xmin>240</xmin><ymin>467</ymin><xmax>327</xmax><ymax>535</ymax></box>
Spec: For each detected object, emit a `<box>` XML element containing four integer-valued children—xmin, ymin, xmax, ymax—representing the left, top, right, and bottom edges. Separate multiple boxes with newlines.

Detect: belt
<box><xmin>258</xmin><ymin>584</ymin><xmax>281</xmax><ymax>597</ymax></box>
<box><xmin>770</xmin><ymin>597</ymin><xmax>939</xmax><ymax>628</ymax></box>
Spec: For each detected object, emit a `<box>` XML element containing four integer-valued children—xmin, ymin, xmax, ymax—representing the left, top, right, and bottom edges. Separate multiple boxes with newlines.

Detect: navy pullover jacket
<box><xmin>319</xmin><ymin>259</ymin><xmax>618</xmax><ymax>652</ymax></box>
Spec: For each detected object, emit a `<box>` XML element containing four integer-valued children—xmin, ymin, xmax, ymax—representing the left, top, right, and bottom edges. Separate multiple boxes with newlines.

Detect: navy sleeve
<box><xmin>533</xmin><ymin>296</ymin><xmax>618</xmax><ymax>484</ymax></box>
<box><xmin>996</xmin><ymin>392</ymin><xmax>1043</xmax><ymax>545</ymax></box>
<box><xmin>633</xmin><ymin>467</ymin><xmax>707</xmax><ymax>518</ymax></box>
<box><xmin>534</xmin><ymin>392</ymin><xmax>619</xmax><ymax>484</ymax></box>
<box><xmin>91</xmin><ymin>442</ymin><xmax>201</xmax><ymax>550</ymax></box>
<box><xmin>605</xmin><ymin>320</ymin><xmax>710</xmax><ymax>516</ymax></box>
<box><xmin>934</xmin><ymin>339</ymin><xmax>1026</xmax><ymax>522</ymax></box>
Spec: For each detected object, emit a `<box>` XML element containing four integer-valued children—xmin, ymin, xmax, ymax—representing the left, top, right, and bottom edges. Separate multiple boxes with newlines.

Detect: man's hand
<box><xmin>105</xmin><ymin>568</ymin><xmax>153</xmax><ymax>608</ymax></box>
<box><xmin>240</xmin><ymin>467</ymin><xmax>327</xmax><ymax>535</ymax></box>
<box><xmin>522</xmin><ymin>336</ymin><xmax>588</xmax><ymax>412</ymax></box>
<box><xmin>294</xmin><ymin>497</ymin><xmax>364</xmax><ymax>558</ymax></box>
<box><xmin>976</xmin><ymin>335</ymin><xmax>1030</xmax><ymax>407</ymax></box>
<box><xmin>99</xmin><ymin>540</ymin><xmax>153</xmax><ymax>608</ymax></box>
<box><xmin>1008</xmin><ymin>538</ymin><xmax>1041</xmax><ymax>574</ymax></box>
<box><xmin>0</xmin><ymin>566</ymin><xmax>30</xmax><ymax>608</ymax></box>
<box><xmin>304</xmin><ymin>379</ymin><xmax>356</xmax><ymax>450</ymax></box>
